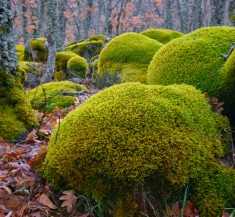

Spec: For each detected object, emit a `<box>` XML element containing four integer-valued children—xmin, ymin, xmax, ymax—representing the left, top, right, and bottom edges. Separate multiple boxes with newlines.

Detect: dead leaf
<box><xmin>37</xmin><ymin>193</ymin><xmax>57</xmax><ymax>209</ymax></box>
<box><xmin>0</xmin><ymin>186</ymin><xmax>12</xmax><ymax>195</ymax></box>
<box><xmin>5</xmin><ymin>211</ymin><xmax>12</xmax><ymax>217</ymax></box>
<box><xmin>26</xmin><ymin>130</ymin><xmax>42</xmax><ymax>144</ymax></box>
<box><xmin>59</xmin><ymin>190</ymin><xmax>77</xmax><ymax>213</ymax></box>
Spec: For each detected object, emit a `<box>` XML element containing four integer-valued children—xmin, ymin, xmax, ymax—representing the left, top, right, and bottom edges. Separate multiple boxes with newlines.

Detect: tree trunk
<box><xmin>84</xmin><ymin>0</ymin><xmax>93</xmax><ymax>38</ymax></box>
<box><xmin>45</xmin><ymin>0</ymin><xmax>58</xmax><ymax>51</ymax></box>
<box><xmin>37</xmin><ymin>0</ymin><xmax>45</xmax><ymax>37</ymax></box>
<box><xmin>0</xmin><ymin>0</ymin><xmax>18</xmax><ymax>74</ymax></box>
<box><xmin>42</xmin><ymin>34</ymin><xmax>56</xmax><ymax>83</ymax></box>
<box><xmin>211</xmin><ymin>0</ymin><xmax>228</xmax><ymax>25</ymax></box>
<box><xmin>22</xmin><ymin>0</ymin><xmax>28</xmax><ymax>44</ymax></box>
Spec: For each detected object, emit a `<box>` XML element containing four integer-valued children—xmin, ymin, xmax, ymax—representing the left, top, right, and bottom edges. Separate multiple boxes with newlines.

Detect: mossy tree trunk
<box><xmin>0</xmin><ymin>0</ymin><xmax>37</xmax><ymax>140</ymax></box>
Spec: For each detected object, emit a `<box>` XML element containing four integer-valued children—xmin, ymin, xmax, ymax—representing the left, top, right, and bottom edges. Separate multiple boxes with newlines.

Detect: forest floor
<box><xmin>0</xmin><ymin>80</ymin><xmax>233</xmax><ymax>217</ymax></box>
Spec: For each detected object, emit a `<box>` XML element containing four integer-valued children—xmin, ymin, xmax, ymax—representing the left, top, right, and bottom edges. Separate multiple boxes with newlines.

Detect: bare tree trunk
<box><xmin>104</xmin><ymin>0</ymin><xmax>113</xmax><ymax>37</ymax></box>
<box><xmin>0</xmin><ymin>0</ymin><xmax>18</xmax><ymax>74</ymax></box>
<box><xmin>57</xmin><ymin>0</ymin><xmax>67</xmax><ymax>50</ymax></box>
<box><xmin>22</xmin><ymin>0</ymin><xmax>28</xmax><ymax>44</ymax></box>
<box><xmin>37</xmin><ymin>0</ymin><xmax>45</xmax><ymax>37</ymax></box>
<box><xmin>211</xmin><ymin>0</ymin><xmax>228</xmax><ymax>25</ymax></box>
<box><xmin>165</xmin><ymin>0</ymin><xmax>173</xmax><ymax>29</ymax></box>
<box><xmin>45</xmin><ymin>0</ymin><xmax>58</xmax><ymax>51</ymax></box>
<box><xmin>42</xmin><ymin>34</ymin><xmax>56</xmax><ymax>83</ymax></box>
<box><xmin>84</xmin><ymin>0</ymin><xmax>93</xmax><ymax>38</ymax></box>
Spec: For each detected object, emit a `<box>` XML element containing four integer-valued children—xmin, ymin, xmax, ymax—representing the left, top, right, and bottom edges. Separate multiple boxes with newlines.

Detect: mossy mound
<box><xmin>29</xmin><ymin>81</ymin><xmax>87</xmax><ymax>113</ymax></box>
<box><xmin>24</xmin><ymin>37</ymin><xmax>48</xmax><ymax>62</ymax></box>
<box><xmin>65</xmin><ymin>35</ymin><xmax>109</xmax><ymax>63</ymax></box>
<box><xmin>67</xmin><ymin>56</ymin><xmax>88</xmax><ymax>78</ymax></box>
<box><xmin>191</xmin><ymin>161</ymin><xmax>235</xmax><ymax>216</ymax></box>
<box><xmin>147</xmin><ymin>26</ymin><xmax>235</xmax><ymax>125</ymax></box>
<box><xmin>16</xmin><ymin>45</ymin><xmax>25</xmax><ymax>61</ymax></box>
<box><xmin>54</xmin><ymin>52</ymin><xmax>78</xmax><ymax>81</ymax></box>
<box><xmin>44</xmin><ymin>82</ymin><xmax>230</xmax><ymax>216</ymax></box>
<box><xmin>96</xmin><ymin>33</ymin><xmax>163</xmax><ymax>88</ymax></box>
<box><xmin>0</xmin><ymin>74</ymin><xmax>38</xmax><ymax>140</ymax></box>
<box><xmin>140</xmin><ymin>28</ymin><xmax>184</xmax><ymax>44</ymax></box>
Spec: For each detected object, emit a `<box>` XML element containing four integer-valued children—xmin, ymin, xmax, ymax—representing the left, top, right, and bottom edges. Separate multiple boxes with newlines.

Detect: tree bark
<box><xmin>0</xmin><ymin>0</ymin><xmax>18</xmax><ymax>74</ymax></box>
<box><xmin>37</xmin><ymin>0</ymin><xmax>45</xmax><ymax>37</ymax></box>
<box><xmin>22</xmin><ymin>0</ymin><xmax>28</xmax><ymax>44</ymax></box>
<box><xmin>57</xmin><ymin>0</ymin><xmax>67</xmax><ymax>50</ymax></box>
<box><xmin>84</xmin><ymin>0</ymin><xmax>93</xmax><ymax>38</ymax></box>
<box><xmin>42</xmin><ymin>34</ymin><xmax>56</xmax><ymax>83</ymax></box>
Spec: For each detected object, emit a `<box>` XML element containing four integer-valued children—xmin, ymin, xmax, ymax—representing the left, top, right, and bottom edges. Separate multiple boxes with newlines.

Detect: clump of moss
<box><xmin>147</xmin><ymin>26</ymin><xmax>235</xmax><ymax>125</ymax></box>
<box><xmin>54</xmin><ymin>52</ymin><xmax>78</xmax><ymax>81</ymax></box>
<box><xmin>96</xmin><ymin>32</ymin><xmax>163</xmax><ymax>88</ymax></box>
<box><xmin>67</xmin><ymin>56</ymin><xmax>88</xmax><ymax>78</ymax></box>
<box><xmin>141</xmin><ymin>28</ymin><xmax>184</xmax><ymax>44</ymax></box>
<box><xmin>24</xmin><ymin>37</ymin><xmax>48</xmax><ymax>62</ymax></box>
<box><xmin>29</xmin><ymin>81</ymin><xmax>87</xmax><ymax>113</ymax></box>
<box><xmin>16</xmin><ymin>44</ymin><xmax>25</xmax><ymax>61</ymax></box>
<box><xmin>44</xmin><ymin>82</ymin><xmax>230</xmax><ymax>216</ymax></box>
<box><xmin>0</xmin><ymin>74</ymin><xmax>38</xmax><ymax>140</ymax></box>
<box><xmin>65</xmin><ymin>35</ymin><xmax>108</xmax><ymax>63</ymax></box>
<box><xmin>191</xmin><ymin>161</ymin><xmax>235</xmax><ymax>216</ymax></box>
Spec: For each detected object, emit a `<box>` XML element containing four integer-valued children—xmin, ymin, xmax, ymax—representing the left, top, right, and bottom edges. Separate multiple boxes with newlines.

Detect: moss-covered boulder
<box><xmin>67</xmin><ymin>56</ymin><xmax>88</xmax><ymax>78</ymax></box>
<box><xmin>96</xmin><ymin>33</ymin><xmax>163</xmax><ymax>88</ymax></box>
<box><xmin>191</xmin><ymin>161</ymin><xmax>235</xmax><ymax>216</ymax></box>
<box><xmin>140</xmin><ymin>28</ymin><xmax>184</xmax><ymax>44</ymax></box>
<box><xmin>0</xmin><ymin>74</ymin><xmax>38</xmax><ymax>140</ymax></box>
<box><xmin>16</xmin><ymin>44</ymin><xmax>25</xmax><ymax>61</ymax></box>
<box><xmin>54</xmin><ymin>51</ymin><xmax>78</xmax><ymax>81</ymax></box>
<box><xmin>44</xmin><ymin>82</ymin><xmax>230</xmax><ymax>216</ymax></box>
<box><xmin>65</xmin><ymin>35</ymin><xmax>109</xmax><ymax>63</ymax></box>
<box><xmin>24</xmin><ymin>37</ymin><xmax>48</xmax><ymax>62</ymax></box>
<box><xmin>29</xmin><ymin>81</ymin><xmax>87</xmax><ymax>113</ymax></box>
<box><xmin>147</xmin><ymin>26</ymin><xmax>235</xmax><ymax>125</ymax></box>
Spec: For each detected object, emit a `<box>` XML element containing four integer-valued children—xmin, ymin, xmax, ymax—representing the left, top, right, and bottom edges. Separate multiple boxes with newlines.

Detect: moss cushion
<box><xmin>44</xmin><ymin>82</ymin><xmax>229</xmax><ymax>215</ymax></box>
<box><xmin>141</xmin><ymin>28</ymin><xmax>184</xmax><ymax>44</ymax></box>
<box><xmin>67</xmin><ymin>56</ymin><xmax>88</xmax><ymax>78</ymax></box>
<box><xmin>96</xmin><ymin>32</ymin><xmax>163</xmax><ymax>88</ymax></box>
<box><xmin>147</xmin><ymin>26</ymin><xmax>235</xmax><ymax>124</ymax></box>
<box><xmin>29</xmin><ymin>81</ymin><xmax>87</xmax><ymax>113</ymax></box>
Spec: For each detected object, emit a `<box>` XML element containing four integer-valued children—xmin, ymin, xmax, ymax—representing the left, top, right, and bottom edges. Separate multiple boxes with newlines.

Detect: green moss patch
<box><xmin>23</xmin><ymin>37</ymin><xmax>48</xmax><ymax>62</ymax></box>
<box><xmin>0</xmin><ymin>74</ymin><xmax>38</xmax><ymax>140</ymax></box>
<box><xmin>67</xmin><ymin>56</ymin><xmax>88</xmax><ymax>78</ymax></box>
<box><xmin>96</xmin><ymin>32</ymin><xmax>163</xmax><ymax>87</ymax></box>
<box><xmin>147</xmin><ymin>26</ymin><xmax>235</xmax><ymax>125</ymax></box>
<box><xmin>44</xmin><ymin>82</ymin><xmax>229</xmax><ymax>215</ymax></box>
<box><xmin>29</xmin><ymin>81</ymin><xmax>87</xmax><ymax>113</ymax></box>
<box><xmin>141</xmin><ymin>28</ymin><xmax>184</xmax><ymax>44</ymax></box>
<box><xmin>16</xmin><ymin>44</ymin><xmax>25</xmax><ymax>61</ymax></box>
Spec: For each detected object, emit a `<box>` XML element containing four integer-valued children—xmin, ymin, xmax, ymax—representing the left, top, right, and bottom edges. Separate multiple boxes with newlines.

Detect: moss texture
<box><xmin>54</xmin><ymin>52</ymin><xmax>78</xmax><ymax>81</ymax></box>
<box><xmin>65</xmin><ymin>35</ymin><xmax>108</xmax><ymax>62</ymax></box>
<box><xmin>67</xmin><ymin>56</ymin><xmax>88</xmax><ymax>78</ymax></box>
<box><xmin>29</xmin><ymin>81</ymin><xmax>87</xmax><ymax>113</ymax></box>
<box><xmin>96</xmin><ymin>32</ymin><xmax>163</xmax><ymax>88</ymax></box>
<box><xmin>16</xmin><ymin>44</ymin><xmax>25</xmax><ymax>61</ymax></box>
<box><xmin>23</xmin><ymin>37</ymin><xmax>48</xmax><ymax>62</ymax></box>
<box><xmin>147</xmin><ymin>26</ymin><xmax>235</xmax><ymax>125</ymax></box>
<box><xmin>0</xmin><ymin>74</ymin><xmax>38</xmax><ymax>140</ymax></box>
<box><xmin>140</xmin><ymin>28</ymin><xmax>184</xmax><ymax>44</ymax></box>
<box><xmin>44</xmin><ymin>82</ymin><xmax>230</xmax><ymax>216</ymax></box>
<box><xmin>191</xmin><ymin>161</ymin><xmax>235</xmax><ymax>216</ymax></box>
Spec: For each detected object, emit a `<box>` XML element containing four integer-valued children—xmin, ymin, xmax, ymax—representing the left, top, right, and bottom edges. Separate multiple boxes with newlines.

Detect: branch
<box><xmin>221</xmin><ymin>42</ymin><xmax>235</xmax><ymax>60</ymax></box>
<box><xmin>50</xmin><ymin>90</ymin><xmax>88</xmax><ymax>97</ymax></box>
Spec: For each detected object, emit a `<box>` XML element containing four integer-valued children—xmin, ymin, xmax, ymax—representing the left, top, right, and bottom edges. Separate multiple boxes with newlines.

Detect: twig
<box><xmin>221</xmin><ymin>42</ymin><xmax>235</xmax><ymax>60</ymax></box>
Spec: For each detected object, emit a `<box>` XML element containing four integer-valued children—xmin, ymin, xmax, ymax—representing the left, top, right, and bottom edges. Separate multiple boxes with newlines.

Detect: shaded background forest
<box><xmin>13</xmin><ymin>0</ymin><xmax>235</xmax><ymax>48</ymax></box>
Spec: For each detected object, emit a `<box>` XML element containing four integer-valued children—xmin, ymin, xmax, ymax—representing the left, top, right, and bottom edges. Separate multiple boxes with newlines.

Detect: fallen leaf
<box><xmin>0</xmin><ymin>186</ymin><xmax>12</xmax><ymax>194</ymax></box>
<box><xmin>37</xmin><ymin>193</ymin><xmax>57</xmax><ymax>209</ymax></box>
<box><xmin>26</xmin><ymin>130</ymin><xmax>42</xmax><ymax>144</ymax></box>
<box><xmin>59</xmin><ymin>190</ymin><xmax>77</xmax><ymax>213</ymax></box>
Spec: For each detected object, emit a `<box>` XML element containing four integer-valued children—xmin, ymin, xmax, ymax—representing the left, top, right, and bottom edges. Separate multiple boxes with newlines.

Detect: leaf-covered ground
<box><xmin>0</xmin><ymin>80</ymin><xmax>233</xmax><ymax>217</ymax></box>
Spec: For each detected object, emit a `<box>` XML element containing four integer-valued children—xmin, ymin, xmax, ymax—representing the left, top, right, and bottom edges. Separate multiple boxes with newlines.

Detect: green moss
<box><xmin>141</xmin><ymin>28</ymin><xmax>184</xmax><ymax>44</ymax></box>
<box><xmin>0</xmin><ymin>74</ymin><xmax>38</xmax><ymax>140</ymax></box>
<box><xmin>18</xmin><ymin>61</ymin><xmax>42</xmax><ymax>75</ymax></box>
<box><xmin>65</xmin><ymin>35</ymin><xmax>108</xmax><ymax>62</ymax></box>
<box><xmin>147</xmin><ymin>26</ymin><xmax>235</xmax><ymax>125</ymax></box>
<box><xmin>55</xmin><ymin>51</ymin><xmax>78</xmax><ymax>71</ymax></box>
<box><xmin>96</xmin><ymin>32</ymin><xmax>163</xmax><ymax>88</ymax></box>
<box><xmin>191</xmin><ymin>161</ymin><xmax>235</xmax><ymax>216</ymax></box>
<box><xmin>67</xmin><ymin>56</ymin><xmax>88</xmax><ymax>78</ymax></box>
<box><xmin>16</xmin><ymin>44</ymin><xmax>25</xmax><ymax>61</ymax></box>
<box><xmin>29</xmin><ymin>81</ymin><xmax>87</xmax><ymax>113</ymax></box>
<box><xmin>23</xmin><ymin>37</ymin><xmax>48</xmax><ymax>62</ymax></box>
<box><xmin>54</xmin><ymin>70</ymin><xmax>66</xmax><ymax>81</ymax></box>
<box><xmin>44</xmin><ymin>82</ymin><xmax>229</xmax><ymax>216</ymax></box>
